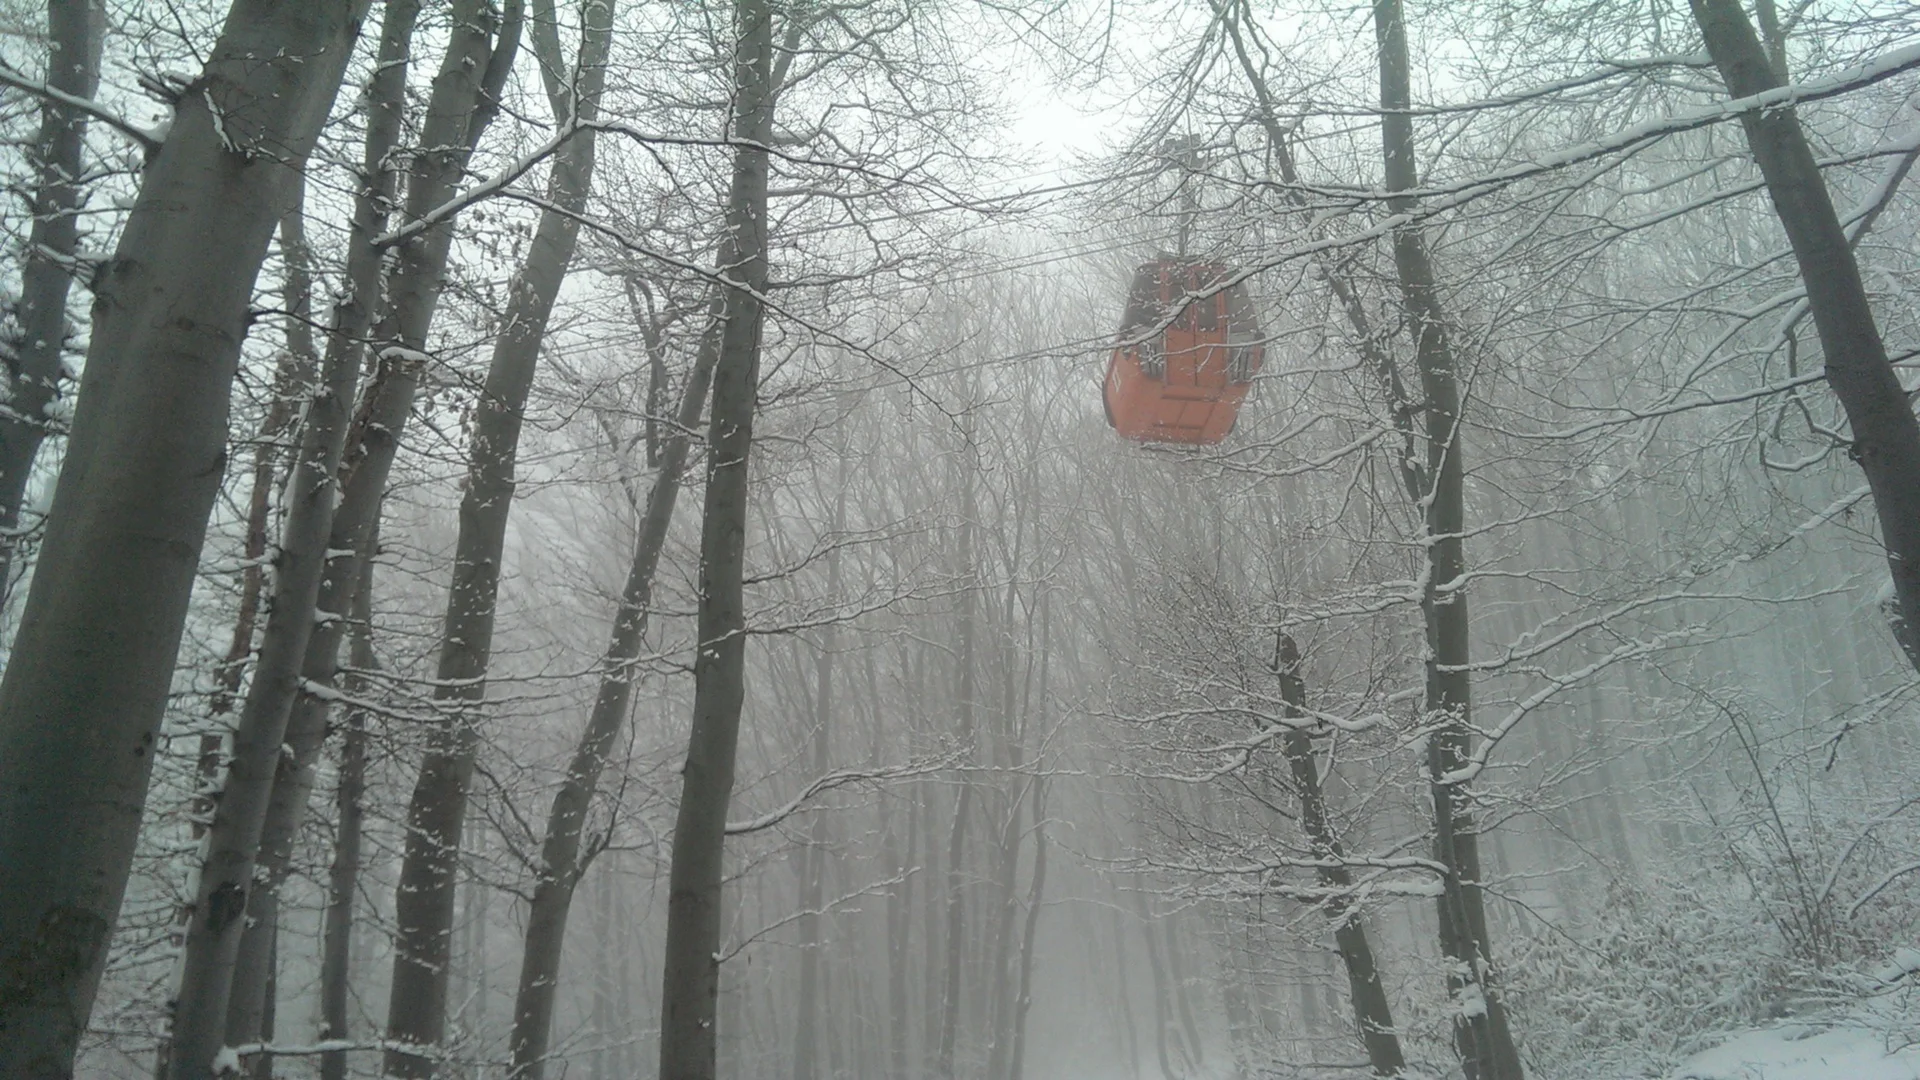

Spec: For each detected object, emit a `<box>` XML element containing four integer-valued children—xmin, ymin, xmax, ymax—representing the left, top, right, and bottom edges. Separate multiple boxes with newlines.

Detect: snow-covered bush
<box><xmin>1504</xmin><ymin>873</ymin><xmax>1796</xmax><ymax>1078</ymax></box>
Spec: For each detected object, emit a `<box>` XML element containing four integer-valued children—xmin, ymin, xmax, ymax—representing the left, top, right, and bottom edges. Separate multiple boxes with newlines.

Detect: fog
<box><xmin>0</xmin><ymin>1</ymin><xmax>1916</xmax><ymax>1079</ymax></box>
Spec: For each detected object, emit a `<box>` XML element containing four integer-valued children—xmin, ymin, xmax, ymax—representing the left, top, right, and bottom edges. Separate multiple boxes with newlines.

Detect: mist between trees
<box><xmin>0</xmin><ymin>1</ymin><xmax>1917</xmax><ymax>1079</ymax></box>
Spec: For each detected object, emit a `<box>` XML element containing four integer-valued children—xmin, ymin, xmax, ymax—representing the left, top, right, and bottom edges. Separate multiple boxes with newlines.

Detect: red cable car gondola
<box><xmin>1102</xmin><ymin>257</ymin><xmax>1263</xmax><ymax>445</ymax></box>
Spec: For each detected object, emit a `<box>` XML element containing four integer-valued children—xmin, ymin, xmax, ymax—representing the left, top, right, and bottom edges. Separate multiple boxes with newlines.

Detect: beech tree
<box><xmin>153</xmin><ymin>1</ymin><xmax>422</xmax><ymax>1073</ymax></box>
<box><xmin>383</xmin><ymin>0</ymin><xmax>607</xmax><ymax>1069</ymax></box>
<box><xmin>0</xmin><ymin>0</ymin><xmax>103</xmax><ymax>595</ymax></box>
<box><xmin>1688</xmin><ymin>0</ymin><xmax>1920</xmax><ymax>672</ymax></box>
<box><xmin>8</xmin><ymin>3</ymin><xmax>1920</xmax><ymax>1080</ymax></box>
<box><xmin>220</xmin><ymin>3</ymin><xmax>523</xmax><ymax>1066</ymax></box>
<box><xmin>1373</xmin><ymin>1</ymin><xmax>1525</xmax><ymax>1073</ymax></box>
<box><xmin>0</xmin><ymin>2</ymin><xmax>367</xmax><ymax>1072</ymax></box>
<box><xmin>656</xmin><ymin>0</ymin><xmax>773</xmax><ymax>1075</ymax></box>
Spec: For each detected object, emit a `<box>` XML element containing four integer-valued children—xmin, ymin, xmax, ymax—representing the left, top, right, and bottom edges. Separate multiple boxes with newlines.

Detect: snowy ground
<box><xmin>1674</xmin><ymin>1018</ymin><xmax>1920</xmax><ymax>1079</ymax></box>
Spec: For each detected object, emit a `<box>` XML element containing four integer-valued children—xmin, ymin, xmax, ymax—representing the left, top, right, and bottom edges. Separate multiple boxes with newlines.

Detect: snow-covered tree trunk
<box><xmin>157</xmin><ymin>4</ymin><xmax>431</xmax><ymax>1066</ymax></box>
<box><xmin>1006</xmin><ymin>768</ymin><xmax>1046</xmax><ymax>1080</ymax></box>
<box><xmin>207</xmin><ymin>0</ymin><xmax>420</xmax><ymax>1055</ymax></box>
<box><xmin>223</xmin><ymin>1</ymin><xmax>518</xmax><ymax>1058</ymax></box>
<box><xmin>1689</xmin><ymin>0</ymin><xmax>1920</xmax><ymax>672</ymax></box>
<box><xmin>656</xmin><ymin>0</ymin><xmax>773</xmax><ymax>1072</ymax></box>
<box><xmin>0</xmin><ymin>3</ymin><xmax>366</xmax><ymax>1072</ymax></box>
<box><xmin>505</xmin><ymin>306</ymin><xmax>721</xmax><ymax>1079</ymax></box>
<box><xmin>885</xmin><ymin>743</ymin><xmax>916</xmax><ymax>1075</ymax></box>
<box><xmin>319</xmin><ymin>540</ymin><xmax>376</xmax><ymax>1080</ymax></box>
<box><xmin>385</xmin><ymin>0</ymin><xmax>613</xmax><ymax>1069</ymax></box>
<box><xmin>192</xmin><ymin>202</ymin><xmax>319</xmax><ymax>843</ymax></box>
<box><xmin>1274</xmin><ymin>634</ymin><xmax>1406</xmax><ymax>1076</ymax></box>
<box><xmin>0</xmin><ymin>0</ymin><xmax>103</xmax><ymax>593</ymax></box>
<box><xmin>1374</xmin><ymin>2</ymin><xmax>1523</xmax><ymax>1076</ymax></box>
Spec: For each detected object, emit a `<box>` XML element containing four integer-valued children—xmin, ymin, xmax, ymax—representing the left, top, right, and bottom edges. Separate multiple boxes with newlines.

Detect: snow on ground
<box><xmin>1674</xmin><ymin>1020</ymin><xmax>1920</xmax><ymax>1079</ymax></box>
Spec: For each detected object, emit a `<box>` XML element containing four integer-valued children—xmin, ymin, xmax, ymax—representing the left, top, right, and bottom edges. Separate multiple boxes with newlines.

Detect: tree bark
<box><xmin>192</xmin><ymin>203</ymin><xmax>320</xmax><ymax>840</ymax></box>
<box><xmin>1217</xmin><ymin>0</ymin><xmax>1426</xmax><ymax>505</ymax></box>
<box><xmin>1109</xmin><ymin>907</ymin><xmax>1143</xmax><ymax>1080</ymax></box>
<box><xmin>319</xmin><ymin>544</ymin><xmax>376</xmax><ymax>1080</ymax></box>
<box><xmin>1373</xmin><ymin>3</ymin><xmax>1523</xmax><ymax>1076</ymax></box>
<box><xmin>385</xmin><ymin>0</ymin><xmax>607</xmax><ymax>1069</ymax></box>
<box><xmin>506</xmin><ymin>304</ymin><xmax>721</xmax><ymax>1079</ymax></box>
<box><xmin>205</xmin><ymin>0</ymin><xmax>420</xmax><ymax>1055</ymax></box>
<box><xmin>160</xmin><ymin>6</ymin><xmax>422</xmax><ymax>1064</ymax></box>
<box><xmin>984</xmin><ymin>509</ymin><xmax>1033</xmax><ymax>1080</ymax></box>
<box><xmin>655</xmin><ymin>0</ymin><xmax>773</xmax><ymax>1074</ymax></box>
<box><xmin>1274</xmin><ymin>635</ymin><xmax>1406</xmax><ymax>1076</ymax></box>
<box><xmin>1689</xmin><ymin>0</ymin><xmax>1920</xmax><ymax>673</ymax></box>
<box><xmin>1006</xmin><ymin>591</ymin><xmax>1052</xmax><ymax>1080</ymax></box>
<box><xmin>0</xmin><ymin>0</ymin><xmax>103</xmax><ymax>594</ymax></box>
<box><xmin>155</xmin><ymin>200</ymin><xmax>315</xmax><ymax>1079</ymax></box>
<box><xmin>984</xmin><ymin>784</ymin><xmax>1023</xmax><ymax>1080</ymax></box>
<box><xmin>921</xmin><ymin>770</ymin><xmax>945</xmax><ymax>1070</ymax></box>
<box><xmin>589</xmin><ymin>867</ymin><xmax>615</xmax><ymax>1080</ymax></box>
<box><xmin>217</xmin><ymin>0</ymin><xmax>518</xmax><ymax>1059</ymax></box>
<box><xmin>245</xmin><ymin>932</ymin><xmax>276</xmax><ymax>1080</ymax></box>
<box><xmin>0</xmin><ymin>4</ymin><xmax>367</xmax><ymax>1073</ymax></box>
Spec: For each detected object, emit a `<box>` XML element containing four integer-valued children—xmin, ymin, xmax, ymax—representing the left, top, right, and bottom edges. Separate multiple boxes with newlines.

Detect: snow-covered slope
<box><xmin>1677</xmin><ymin>1021</ymin><xmax>1920</xmax><ymax>1079</ymax></box>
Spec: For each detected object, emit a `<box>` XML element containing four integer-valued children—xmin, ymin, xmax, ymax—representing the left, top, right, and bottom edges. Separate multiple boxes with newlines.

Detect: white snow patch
<box><xmin>1675</xmin><ymin>1022</ymin><xmax>1920</xmax><ymax>1080</ymax></box>
<box><xmin>1457</xmin><ymin>979</ymin><xmax>1488</xmax><ymax>1019</ymax></box>
<box><xmin>1879</xmin><ymin>948</ymin><xmax>1920</xmax><ymax>985</ymax></box>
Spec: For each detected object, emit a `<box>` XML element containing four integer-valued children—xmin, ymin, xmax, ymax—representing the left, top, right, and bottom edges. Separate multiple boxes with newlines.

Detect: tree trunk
<box><xmin>220</xmin><ymin>0</ymin><xmax>516</xmax><ymax>1058</ymax></box>
<box><xmin>1689</xmin><ymin>0</ymin><xmax>1920</xmax><ymax>672</ymax></box>
<box><xmin>590</xmin><ymin>867</ymin><xmax>615</xmax><ymax>1080</ymax></box>
<box><xmin>1109</xmin><ymin>905</ymin><xmax>1142</xmax><ymax>1080</ymax></box>
<box><xmin>160</xmin><ymin>8</ymin><xmax>420</xmax><ymax>1064</ymax></box>
<box><xmin>881</xmin><ymin>637</ymin><xmax>913</xmax><ymax>1077</ymax></box>
<box><xmin>655</xmin><ymin>0</ymin><xmax>773</xmax><ymax>1074</ymax></box>
<box><xmin>192</xmin><ymin>203</ymin><xmax>319</xmax><ymax>841</ymax></box>
<box><xmin>319</xmin><ymin>542</ymin><xmax>377</xmax><ymax>1080</ymax></box>
<box><xmin>1128</xmin><ymin>883</ymin><xmax>1176</xmax><ymax>1080</ymax></box>
<box><xmin>0</xmin><ymin>4</ymin><xmax>366</xmax><ymax>1073</ymax></box>
<box><xmin>1274</xmin><ymin>635</ymin><xmax>1406</xmax><ymax>1076</ymax></box>
<box><xmin>1160</xmin><ymin>915</ymin><xmax>1204</xmax><ymax>1069</ymax></box>
<box><xmin>984</xmin><ymin>787</ymin><xmax>1022</xmax><ymax>1080</ymax></box>
<box><xmin>387</xmin><ymin>0</ymin><xmax>611</xmax><ymax>1069</ymax></box>
<box><xmin>1220</xmin><ymin>951</ymin><xmax>1254</xmax><ymax>1074</ymax></box>
<box><xmin>1373</xmin><ymin>3</ymin><xmax>1523</xmax><ymax>1076</ymax></box>
<box><xmin>207</xmin><ymin>0</ymin><xmax>422</xmax><ymax>1053</ymax></box>
<box><xmin>885</xmin><ymin>813</ymin><xmax>913</xmax><ymax>1073</ymax></box>
<box><xmin>901</xmin><ymin>766</ymin><xmax>924</xmax><ymax>1067</ymax></box>
<box><xmin>794</xmin><ymin>490</ymin><xmax>844</xmax><ymax>1080</ymax></box>
<box><xmin>155</xmin><ymin>198</ymin><xmax>314</xmax><ymax>1078</ymax></box>
<box><xmin>150</xmin><ymin>202</ymin><xmax>313</xmax><ymax>1061</ymax></box>
<box><xmin>936</xmin><ymin>478</ymin><xmax>977</xmax><ymax>1080</ymax></box>
<box><xmin>922</xmin><ymin>774</ymin><xmax>944</xmax><ymax>1072</ymax></box>
<box><xmin>1217</xmin><ymin>0</ymin><xmax>1426</xmax><ymax>504</ymax></box>
<box><xmin>454</xmin><ymin>819</ymin><xmax>493</xmax><ymax>1048</ymax></box>
<box><xmin>243</xmin><ymin>932</ymin><xmax>277</xmax><ymax>1080</ymax></box>
<box><xmin>162</xmin><ymin>175</ymin><xmax>356</xmax><ymax>1074</ymax></box>
<box><xmin>0</xmin><ymin>0</ymin><xmax>103</xmax><ymax>594</ymax></box>
<box><xmin>506</xmin><ymin>303</ymin><xmax>721</xmax><ymax>1079</ymax></box>
<box><xmin>1006</xmin><ymin>771</ymin><xmax>1047</xmax><ymax>1080</ymax></box>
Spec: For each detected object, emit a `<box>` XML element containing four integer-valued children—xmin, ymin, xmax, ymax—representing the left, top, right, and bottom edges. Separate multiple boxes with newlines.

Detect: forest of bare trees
<box><xmin>0</xmin><ymin>1</ymin><xmax>1918</xmax><ymax>1079</ymax></box>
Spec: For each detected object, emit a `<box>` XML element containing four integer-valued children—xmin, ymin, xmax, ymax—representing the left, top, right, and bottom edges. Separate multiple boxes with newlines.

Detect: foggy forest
<box><xmin>2</xmin><ymin>0</ymin><xmax>1920</xmax><ymax>1078</ymax></box>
